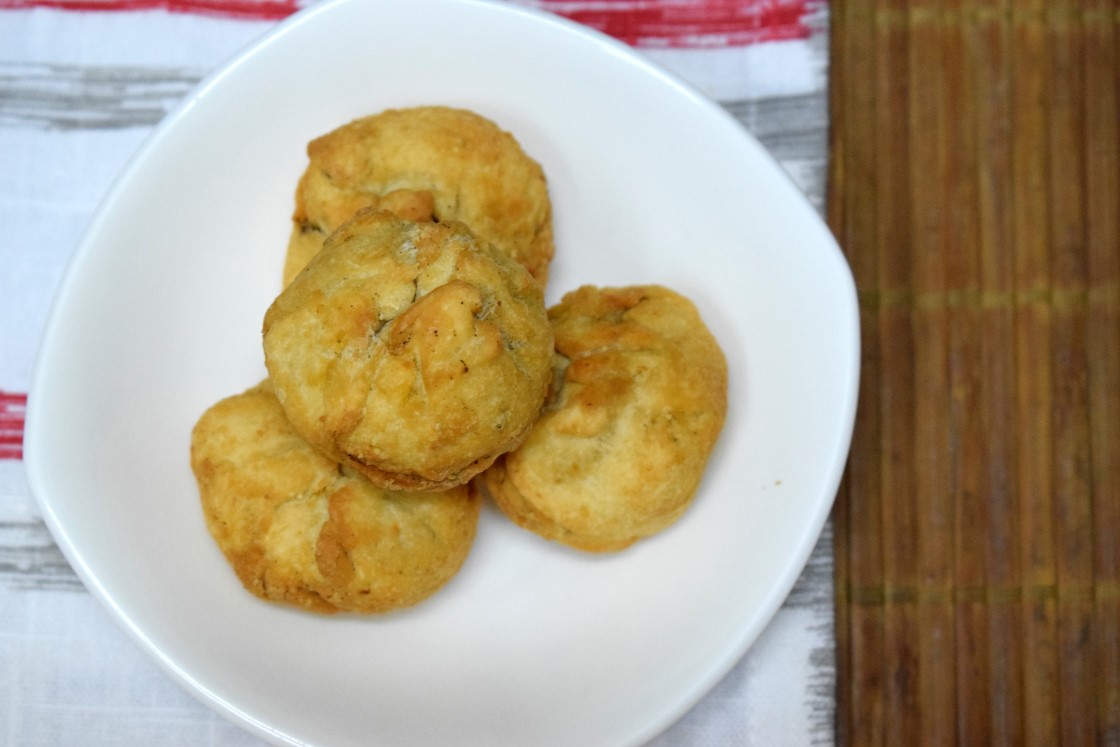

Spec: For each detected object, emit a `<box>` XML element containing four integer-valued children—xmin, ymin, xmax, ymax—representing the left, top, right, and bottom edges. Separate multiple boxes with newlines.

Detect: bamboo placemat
<box><xmin>828</xmin><ymin>1</ymin><xmax>1120</xmax><ymax>743</ymax></box>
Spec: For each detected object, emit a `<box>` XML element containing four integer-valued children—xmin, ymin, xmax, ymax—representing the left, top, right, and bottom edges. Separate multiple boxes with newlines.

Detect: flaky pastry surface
<box><xmin>190</xmin><ymin>381</ymin><xmax>481</xmax><ymax>614</ymax></box>
<box><xmin>264</xmin><ymin>210</ymin><xmax>553</xmax><ymax>491</ymax></box>
<box><xmin>283</xmin><ymin>106</ymin><xmax>553</xmax><ymax>287</ymax></box>
<box><xmin>482</xmin><ymin>285</ymin><xmax>728</xmax><ymax>552</ymax></box>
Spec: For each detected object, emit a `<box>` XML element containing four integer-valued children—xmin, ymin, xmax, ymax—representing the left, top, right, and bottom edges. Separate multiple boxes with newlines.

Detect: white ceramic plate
<box><xmin>25</xmin><ymin>1</ymin><xmax>859</xmax><ymax>744</ymax></box>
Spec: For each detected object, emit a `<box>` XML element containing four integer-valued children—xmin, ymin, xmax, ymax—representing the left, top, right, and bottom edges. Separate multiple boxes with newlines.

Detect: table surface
<box><xmin>0</xmin><ymin>1</ymin><xmax>837</xmax><ymax>743</ymax></box>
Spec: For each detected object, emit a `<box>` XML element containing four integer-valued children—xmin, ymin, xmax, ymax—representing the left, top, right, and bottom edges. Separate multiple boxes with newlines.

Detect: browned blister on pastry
<box><xmin>284</xmin><ymin>106</ymin><xmax>553</xmax><ymax>288</ymax></box>
<box><xmin>481</xmin><ymin>285</ymin><xmax>728</xmax><ymax>552</ymax></box>
<box><xmin>190</xmin><ymin>381</ymin><xmax>481</xmax><ymax>614</ymax></box>
<box><xmin>264</xmin><ymin>210</ymin><xmax>554</xmax><ymax>491</ymax></box>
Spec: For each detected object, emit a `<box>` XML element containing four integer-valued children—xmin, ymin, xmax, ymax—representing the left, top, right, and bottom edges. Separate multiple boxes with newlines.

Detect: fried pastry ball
<box><xmin>264</xmin><ymin>210</ymin><xmax>553</xmax><ymax>491</ymax></box>
<box><xmin>283</xmin><ymin>106</ymin><xmax>553</xmax><ymax>287</ymax></box>
<box><xmin>190</xmin><ymin>381</ymin><xmax>481</xmax><ymax>614</ymax></box>
<box><xmin>481</xmin><ymin>285</ymin><xmax>728</xmax><ymax>552</ymax></box>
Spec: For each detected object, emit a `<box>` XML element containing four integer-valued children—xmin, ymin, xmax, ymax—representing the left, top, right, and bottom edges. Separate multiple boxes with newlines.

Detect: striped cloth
<box><xmin>0</xmin><ymin>1</ymin><xmax>834</xmax><ymax>743</ymax></box>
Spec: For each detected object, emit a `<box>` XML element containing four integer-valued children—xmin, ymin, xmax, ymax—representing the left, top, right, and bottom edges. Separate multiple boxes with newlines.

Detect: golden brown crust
<box><xmin>190</xmin><ymin>381</ymin><xmax>481</xmax><ymax>614</ymax></box>
<box><xmin>481</xmin><ymin>285</ymin><xmax>728</xmax><ymax>552</ymax></box>
<box><xmin>283</xmin><ymin>106</ymin><xmax>553</xmax><ymax>288</ymax></box>
<box><xmin>264</xmin><ymin>210</ymin><xmax>554</xmax><ymax>491</ymax></box>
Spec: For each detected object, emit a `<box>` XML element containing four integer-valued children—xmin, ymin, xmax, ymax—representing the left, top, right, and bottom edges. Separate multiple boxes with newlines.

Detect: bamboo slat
<box><xmin>829</xmin><ymin>0</ymin><xmax>1120</xmax><ymax>743</ymax></box>
<box><xmin>831</xmin><ymin>0</ymin><xmax>886</xmax><ymax>741</ymax></box>
<box><xmin>972</xmin><ymin>4</ymin><xmax>1025</xmax><ymax>743</ymax></box>
<box><xmin>1011</xmin><ymin>3</ymin><xmax>1062</xmax><ymax>744</ymax></box>
<box><xmin>1083</xmin><ymin>4</ymin><xmax>1120</xmax><ymax>743</ymax></box>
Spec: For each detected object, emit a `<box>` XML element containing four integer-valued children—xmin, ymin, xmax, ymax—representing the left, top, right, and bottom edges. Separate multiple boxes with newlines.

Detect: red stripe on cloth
<box><xmin>0</xmin><ymin>391</ymin><xmax>27</xmax><ymax>461</ymax></box>
<box><xmin>0</xmin><ymin>391</ymin><xmax>28</xmax><ymax>406</ymax></box>
<box><xmin>0</xmin><ymin>0</ymin><xmax>815</xmax><ymax>47</ymax></box>
<box><xmin>0</xmin><ymin>0</ymin><xmax>300</xmax><ymax>21</ymax></box>
<box><xmin>532</xmin><ymin>0</ymin><xmax>815</xmax><ymax>48</ymax></box>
